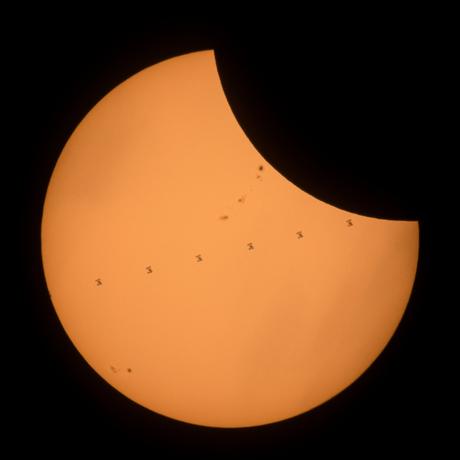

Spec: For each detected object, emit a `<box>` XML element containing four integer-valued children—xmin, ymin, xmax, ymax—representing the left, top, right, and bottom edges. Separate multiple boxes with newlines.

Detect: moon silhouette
<box><xmin>214</xmin><ymin>32</ymin><xmax>425</xmax><ymax>220</ymax></box>
<box><xmin>41</xmin><ymin>50</ymin><xmax>419</xmax><ymax>428</ymax></box>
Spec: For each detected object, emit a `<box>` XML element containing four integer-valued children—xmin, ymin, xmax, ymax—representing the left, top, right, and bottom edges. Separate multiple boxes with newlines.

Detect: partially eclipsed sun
<box><xmin>41</xmin><ymin>50</ymin><xmax>419</xmax><ymax>428</ymax></box>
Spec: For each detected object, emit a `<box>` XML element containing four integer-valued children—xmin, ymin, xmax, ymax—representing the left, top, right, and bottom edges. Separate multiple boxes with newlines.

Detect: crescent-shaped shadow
<box><xmin>214</xmin><ymin>34</ymin><xmax>427</xmax><ymax>221</ymax></box>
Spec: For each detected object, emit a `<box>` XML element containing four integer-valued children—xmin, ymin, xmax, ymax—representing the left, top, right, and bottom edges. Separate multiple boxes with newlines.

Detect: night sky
<box><xmin>12</xmin><ymin>10</ymin><xmax>451</xmax><ymax>457</ymax></box>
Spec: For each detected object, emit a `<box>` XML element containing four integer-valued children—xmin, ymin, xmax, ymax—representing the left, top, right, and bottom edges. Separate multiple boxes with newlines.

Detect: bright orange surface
<box><xmin>41</xmin><ymin>50</ymin><xmax>419</xmax><ymax>427</ymax></box>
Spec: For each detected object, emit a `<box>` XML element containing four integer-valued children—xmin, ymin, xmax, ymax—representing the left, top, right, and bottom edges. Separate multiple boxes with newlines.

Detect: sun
<box><xmin>41</xmin><ymin>50</ymin><xmax>419</xmax><ymax>428</ymax></box>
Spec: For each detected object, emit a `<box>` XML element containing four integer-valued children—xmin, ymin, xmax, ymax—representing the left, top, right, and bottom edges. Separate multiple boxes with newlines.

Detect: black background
<box><xmin>12</xmin><ymin>9</ymin><xmax>452</xmax><ymax>457</ymax></box>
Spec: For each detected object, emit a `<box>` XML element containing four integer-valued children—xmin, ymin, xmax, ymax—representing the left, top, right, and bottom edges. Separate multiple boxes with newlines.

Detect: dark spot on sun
<box><xmin>219</xmin><ymin>215</ymin><xmax>229</xmax><ymax>220</ymax></box>
<box><xmin>127</xmin><ymin>368</ymin><xmax>132</xmax><ymax>373</ymax></box>
<box><xmin>259</xmin><ymin>165</ymin><xmax>264</xmax><ymax>171</ymax></box>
